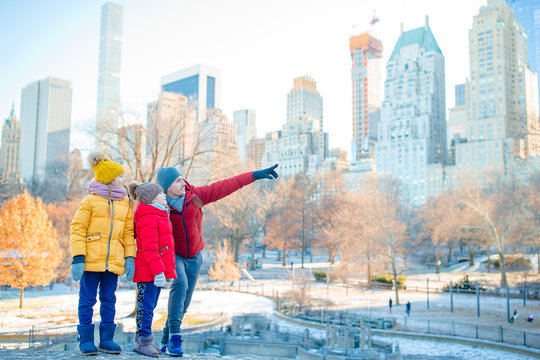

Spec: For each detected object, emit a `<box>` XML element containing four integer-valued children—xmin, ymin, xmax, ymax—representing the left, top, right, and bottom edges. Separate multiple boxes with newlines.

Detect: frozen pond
<box><xmin>189</xmin><ymin>291</ymin><xmax>538</xmax><ymax>360</ymax></box>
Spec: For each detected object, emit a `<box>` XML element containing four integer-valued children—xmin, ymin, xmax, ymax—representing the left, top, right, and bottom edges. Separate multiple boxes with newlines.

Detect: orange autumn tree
<box><xmin>0</xmin><ymin>192</ymin><xmax>61</xmax><ymax>308</ymax></box>
<box><xmin>208</xmin><ymin>240</ymin><xmax>241</xmax><ymax>285</ymax></box>
<box><xmin>45</xmin><ymin>200</ymin><xmax>81</xmax><ymax>283</ymax></box>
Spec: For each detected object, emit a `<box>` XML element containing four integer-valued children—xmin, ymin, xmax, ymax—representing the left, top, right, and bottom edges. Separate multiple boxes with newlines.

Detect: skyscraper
<box><xmin>375</xmin><ymin>17</ymin><xmax>446</xmax><ymax>206</ymax></box>
<box><xmin>350</xmin><ymin>32</ymin><xmax>383</xmax><ymax>162</ymax></box>
<box><xmin>20</xmin><ymin>77</ymin><xmax>72</xmax><ymax>183</ymax></box>
<box><xmin>428</xmin><ymin>0</ymin><xmax>540</xmax><ymax>198</ymax></box>
<box><xmin>161</xmin><ymin>64</ymin><xmax>221</xmax><ymax>123</ymax></box>
<box><xmin>467</xmin><ymin>0</ymin><xmax>538</xmax><ymax>157</ymax></box>
<box><xmin>146</xmin><ymin>92</ymin><xmax>196</xmax><ymax>172</ymax></box>
<box><xmin>96</xmin><ymin>2</ymin><xmax>123</xmax><ymax>148</ymax></box>
<box><xmin>233</xmin><ymin>109</ymin><xmax>257</xmax><ymax>163</ymax></box>
<box><xmin>507</xmin><ymin>0</ymin><xmax>540</xmax><ymax>108</ymax></box>
<box><xmin>262</xmin><ymin>77</ymin><xmax>326</xmax><ymax>178</ymax></box>
<box><xmin>0</xmin><ymin>104</ymin><xmax>21</xmax><ymax>184</ymax></box>
<box><xmin>287</xmin><ymin>76</ymin><xmax>323</xmax><ymax>128</ymax></box>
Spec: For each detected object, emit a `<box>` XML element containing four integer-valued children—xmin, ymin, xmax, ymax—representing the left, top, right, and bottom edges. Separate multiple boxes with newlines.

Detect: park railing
<box><xmin>0</xmin><ymin>324</ymin><xmax>76</xmax><ymax>350</ymax></box>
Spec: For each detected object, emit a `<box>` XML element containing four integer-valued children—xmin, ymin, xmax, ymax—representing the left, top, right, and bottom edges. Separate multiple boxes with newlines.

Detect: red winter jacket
<box><xmin>170</xmin><ymin>172</ymin><xmax>255</xmax><ymax>258</ymax></box>
<box><xmin>133</xmin><ymin>203</ymin><xmax>177</xmax><ymax>282</ymax></box>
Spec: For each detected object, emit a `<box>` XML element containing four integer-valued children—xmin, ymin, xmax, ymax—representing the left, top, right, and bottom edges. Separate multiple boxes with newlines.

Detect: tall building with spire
<box><xmin>350</xmin><ymin>32</ymin><xmax>383</xmax><ymax>162</ymax></box>
<box><xmin>96</xmin><ymin>2</ymin><xmax>123</xmax><ymax>149</ymax></box>
<box><xmin>375</xmin><ymin>17</ymin><xmax>446</xmax><ymax>206</ymax></box>
<box><xmin>0</xmin><ymin>105</ymin><xmax>21</xmax><ymax>184</ymax></box>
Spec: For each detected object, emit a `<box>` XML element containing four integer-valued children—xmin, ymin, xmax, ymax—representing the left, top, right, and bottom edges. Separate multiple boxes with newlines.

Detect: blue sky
<box><xmin>0</xmin><ymin>0</ymin><xmax>487</xmax><ymax>157</ymax></box>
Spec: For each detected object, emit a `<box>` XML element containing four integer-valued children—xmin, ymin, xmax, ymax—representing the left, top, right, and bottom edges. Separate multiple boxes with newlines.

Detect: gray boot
<box><xmin>135</xmin><ymin>333</ymin><xmax>160</xmax><ymax>352</ymax></box>
<box><xmin>134</xmin><ymin>334</ymin><xmax>160</xmax><ymax>358</ymax></box>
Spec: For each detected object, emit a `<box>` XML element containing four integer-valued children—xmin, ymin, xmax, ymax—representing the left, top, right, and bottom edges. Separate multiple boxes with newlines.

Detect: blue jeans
<box><xmin>136</xmin><ymin>282</ymin><xmax>162</xmax><ymax>337</ymax></box>
<box><xmin>78</xmin><ymin>271</ymin><xmax>118</xmax><ymax>326</ymax></box>
<box><xmin>161</xmin><ymin>252</ymin><xmax>203</xmax><ymax>343</ymax></box>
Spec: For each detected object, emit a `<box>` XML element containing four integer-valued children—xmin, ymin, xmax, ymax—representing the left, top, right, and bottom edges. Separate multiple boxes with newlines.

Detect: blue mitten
<box><xmin>125</xmin><ymin>257</ymin><xmax>135</xmax><ymax>282</ymax></box>
<box><xmin>253</xmin><ymin>164</ymin><xmax>279</xmax><ymax>180</ymax></box>
<box><xmin>71</xmin><ymin>255</ymin><xmax>85</xmax><ymax>281</ymax></box>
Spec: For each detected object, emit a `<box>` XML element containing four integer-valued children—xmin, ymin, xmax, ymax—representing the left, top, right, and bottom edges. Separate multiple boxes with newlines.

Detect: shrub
<box><xmin>371</xmin><ymin>274</ymin><xmax>406</xmax><ymax>286</ymax></box>
<box><xmin>442</xmin><ymin>275</ymin><xmax>486</xmax><ymax>292</ymax></box>
<box><xmin>313</xmin><ymin>270</ymin><xmax>327</xmax><ymax>282</ymax></box>
<box><xmin>492</xmin><ymin>257</ymin><xmax>531</xmax><ymax>271</ymax></box>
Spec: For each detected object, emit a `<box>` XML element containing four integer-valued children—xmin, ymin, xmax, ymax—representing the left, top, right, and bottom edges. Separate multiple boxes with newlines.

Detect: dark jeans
<box><xmin>136</xmin><ymin>282</ymin><xmax>162</xmax><ymax>337</ymax></box>
<box><xmin>161</xmin><ymin>252</ymin><xmax>202</xmax><ymax>343</ymax></box>
<box><xmin>78</xmin><ymin>271</ymin><xmax>118</xmax><ymax>326</ymax></box>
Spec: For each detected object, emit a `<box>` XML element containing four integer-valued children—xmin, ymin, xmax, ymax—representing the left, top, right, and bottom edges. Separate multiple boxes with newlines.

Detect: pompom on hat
<box><xmin>87</xmin><ymin>151</ymin><xmax>124</xmax><ymax>184</ymax></box>
<box><xmin>128</xmin><ymin>182</ymin><xmax>163</xmax><ymax>205</ymax></box>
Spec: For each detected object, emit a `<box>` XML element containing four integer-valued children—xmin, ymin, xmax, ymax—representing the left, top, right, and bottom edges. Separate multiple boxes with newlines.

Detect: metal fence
<box><xmin>0</xmin><ymin>324</ymin><xmax>76</xmax><ymax>350</ymax></box>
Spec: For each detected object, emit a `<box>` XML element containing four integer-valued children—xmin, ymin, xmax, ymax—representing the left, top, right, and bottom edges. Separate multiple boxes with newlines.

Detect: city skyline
<box><xmin>1</xmin><ymin>0</ymin><xmax>489</xmax><ymax>159</ymax></box>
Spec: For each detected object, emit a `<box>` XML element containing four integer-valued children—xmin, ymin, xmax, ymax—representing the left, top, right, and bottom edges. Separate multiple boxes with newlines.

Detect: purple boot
<box><xmin>134</xmin><ymin>334</ymin><xmax>160</xmax><ymax>358</ymax></box>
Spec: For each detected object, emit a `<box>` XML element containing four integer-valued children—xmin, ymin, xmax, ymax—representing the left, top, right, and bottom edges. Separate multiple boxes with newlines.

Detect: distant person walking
<box><xmin>156</xmin><ymin>164</ymin><xmax>279</xmax><ymax>357</ymax></box>
<box><xmin>510</xmin><ymin>309</ymin><xmax>519</xmax><ymax>324</ymax></box>
<box><xmin>405</xmin><ymin>301</ymin><xmax>411</xmax><ymax>316</ymax></box>
<box><xmin>389</xmin><ymin>298</ymin><xmax>393</xmax><ymax>314</ymax></box>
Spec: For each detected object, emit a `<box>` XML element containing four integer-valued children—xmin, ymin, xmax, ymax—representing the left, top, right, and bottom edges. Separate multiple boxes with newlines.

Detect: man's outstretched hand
<box><xmin>253</xmin><ymin>164</ymin><xmax>279</xmax><ymax>180</ymax></box>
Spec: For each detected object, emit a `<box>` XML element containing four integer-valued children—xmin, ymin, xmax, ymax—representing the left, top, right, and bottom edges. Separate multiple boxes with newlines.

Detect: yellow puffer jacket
<box><xmin>70</xmin><ymin>194</ymin><xmax>135</xmax><ymax>275</ymax></box>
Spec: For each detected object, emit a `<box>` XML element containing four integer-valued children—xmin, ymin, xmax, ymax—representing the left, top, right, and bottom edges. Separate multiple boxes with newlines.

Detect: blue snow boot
<box><xmin>98</xmin><ymin>324</ymin><xmax>122</xmax><ymax>354</ymax></box>
<box><xmin>77</xmin><ymin>324</ymin><xmax>98</xmax><ymax>356</ymax></box>
<box><xmin>166</xmin><ymin>334</ymin><xmax>183</xmax><ymax>357</ymax></box>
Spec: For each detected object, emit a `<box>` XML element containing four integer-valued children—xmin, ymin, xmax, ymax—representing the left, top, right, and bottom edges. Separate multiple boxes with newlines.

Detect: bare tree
<box><xmin>362</xmin><ymin>175</ymin><xmax>409</xmax><ymax>304</ymax></box>
<box><xmin>91</xmin><ymin>99</ymin><xmax>213</xmax><ymax>182</ymax></box>
<box><xmin>457</xmin><ymin>172</ymin><xmax>526</xmax><ymax>287</ymax></box>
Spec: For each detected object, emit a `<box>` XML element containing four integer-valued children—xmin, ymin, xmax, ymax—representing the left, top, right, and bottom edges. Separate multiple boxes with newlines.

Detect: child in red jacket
<box><xmin>128</xmin><ymin>182</ymin><xmax>177</xmax><ymax>358</ymax></box>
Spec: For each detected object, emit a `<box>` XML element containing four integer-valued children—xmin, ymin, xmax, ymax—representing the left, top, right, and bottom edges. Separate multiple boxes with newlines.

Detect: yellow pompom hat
<box><xmin>87</xmin><ymin>151</ymin><xmax>124</xmax><ymax>184</ymax></box>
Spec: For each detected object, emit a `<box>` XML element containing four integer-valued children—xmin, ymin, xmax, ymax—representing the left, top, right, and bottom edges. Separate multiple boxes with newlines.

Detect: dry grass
<box><xmin>152</xmin><ymin>312</ymin><xmax>221</xmax><ymax>330</ymax></box>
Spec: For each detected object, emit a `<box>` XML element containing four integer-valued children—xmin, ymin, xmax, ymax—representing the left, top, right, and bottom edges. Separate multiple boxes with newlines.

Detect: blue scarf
<box><xmin>167</xmin><ymin>195</ymin><xmax>185</xmax><ymax>213</ymax></box>
<box><xmin>151</xmin><ymin>203</ymin><xmax>169</xmax><ymax>215</ymax></box>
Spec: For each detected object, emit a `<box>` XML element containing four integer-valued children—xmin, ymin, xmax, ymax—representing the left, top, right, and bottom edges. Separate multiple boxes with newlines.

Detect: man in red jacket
<box><xmin>156</xmin><ymin>164</ymin><xmax>278</xmax><ymax>356</ymax></box>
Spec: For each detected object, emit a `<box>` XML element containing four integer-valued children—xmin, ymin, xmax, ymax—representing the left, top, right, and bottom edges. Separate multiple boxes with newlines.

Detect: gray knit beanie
<box><xmin>128</xmin><ymin>182</ymin><xmax>163</xmax><ymax>205</ymax></box>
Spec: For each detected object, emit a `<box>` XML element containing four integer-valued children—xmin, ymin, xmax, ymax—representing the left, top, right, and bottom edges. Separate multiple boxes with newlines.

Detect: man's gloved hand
<box><xmin>125</xmin><ymin>257</ymin><xmax>135</xmax><ymax>282</ymax></box>
<box><xmin>71</xmin><ymin>255</ymin><xmax>85</xmax><ymax>281</ymax></box>
<box><xmin>253</xmin><ymin>164</ymin><xmax>279</xmax><ymax>180</ymax></box>
<box><xmin>154</xmin><ymin>272</ymin><xmax>166</xmax><ymax>287</ymax></box>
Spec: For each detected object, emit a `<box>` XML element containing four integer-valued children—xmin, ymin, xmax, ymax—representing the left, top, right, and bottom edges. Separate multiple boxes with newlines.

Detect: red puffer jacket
<box><xmin>133</xmin><ymin>203</ymin><xmax>177</xmax><ymax>282</ymax></box>
<box><xmin>170</xmin><ymin>172</ymin><xmax>255</xmax><ymax>258</ymax></box>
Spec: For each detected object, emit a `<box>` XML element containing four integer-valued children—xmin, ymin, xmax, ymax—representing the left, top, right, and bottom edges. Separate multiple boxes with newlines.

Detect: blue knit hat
<box><xmin>157</xmin><ymin>167</ymin><xmax>182</xmax><ymax>193</ymax></box>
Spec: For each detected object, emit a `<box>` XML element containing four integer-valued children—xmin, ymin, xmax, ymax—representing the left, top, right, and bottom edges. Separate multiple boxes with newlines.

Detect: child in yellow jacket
<box><xmin>70</xmin><ymin>152</ymin><xmax>136</xmax><ymax>356</ymax></box>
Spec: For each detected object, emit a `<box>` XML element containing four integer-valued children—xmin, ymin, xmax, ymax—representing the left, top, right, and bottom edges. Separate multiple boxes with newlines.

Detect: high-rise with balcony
<box><xmin>96</xmin><ymin>2</ymin><xmax>123</xmax><ymax>149</ymax></box>
<box><xmin>234</xmin><ymin>109</ymin><xmax>257</xmax><ymax>163</ymax></box>
<box><xmin>507</xmin><ymin>0</ymin><xmax>540</xmax><ymax>109</ymax></box>
<box><xmin>161</xmin><ymin>64</ymin><xmax>221</xmax><ymax>123</ymax></box>
<box><xmin>20</xmin><ymin>77</ymin><xmax>72</xmax><ymax>184</ymax></box>
<box><xmin>350</xmin><ymin>32</ymin><xmax>383</xmax><ymax>162</ymax></box>
<box><xmin>375</xmin><ymin>17</ymin><xmax>446</xmax><ymax>206</ymax></box>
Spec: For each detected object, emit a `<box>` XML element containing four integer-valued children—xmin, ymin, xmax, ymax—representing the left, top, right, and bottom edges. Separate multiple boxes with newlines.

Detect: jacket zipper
<box><xmin>180</xmin><ymin>212</ymin><xmax>190</xmax><ymax>258</ymax></box>
<box><xmin>195</xmin><ymin>218</ymin><xmax>202</xmax><ymax>243</ymax></box>
<box><xmin>105</xmin><ymin>201</ymin><xmax>115</xmax><ymax>271</ymax></box>
<box><xmin>178</xmin><ymin>197</ymin><xmax>195</xmax><ymax>258</ymax></box>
